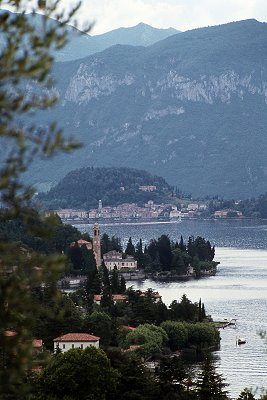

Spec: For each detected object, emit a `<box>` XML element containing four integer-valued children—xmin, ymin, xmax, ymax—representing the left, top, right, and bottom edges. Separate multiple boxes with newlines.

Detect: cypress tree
<box><xmin>125</xmin><ymin>237</ymin><xmax>135</xmax><ymax>256</ymax></box>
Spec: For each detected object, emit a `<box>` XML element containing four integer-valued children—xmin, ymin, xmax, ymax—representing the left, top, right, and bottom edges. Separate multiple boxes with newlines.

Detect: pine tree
<box><xmin>195</xmin><ymin>354</ymin><xmax>229</xmax><ymax>400</ymax></box>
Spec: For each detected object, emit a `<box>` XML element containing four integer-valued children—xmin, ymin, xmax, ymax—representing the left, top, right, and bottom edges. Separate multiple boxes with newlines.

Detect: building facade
<box><xmin>103</xmin><ymin>250</ymin><xmax>137</xmax><ymax>271</ymax></box>
<box><xmin>53</xmin><ymin>333</ymin><xmax>100</xmax><ymax>353</ymax></box>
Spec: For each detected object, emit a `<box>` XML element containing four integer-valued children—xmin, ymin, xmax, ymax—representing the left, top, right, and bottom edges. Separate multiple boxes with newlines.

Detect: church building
<box><xmin>70</xmin><ymin>223</ymin><xmax>102</xmax><ymax>268</ymax></box>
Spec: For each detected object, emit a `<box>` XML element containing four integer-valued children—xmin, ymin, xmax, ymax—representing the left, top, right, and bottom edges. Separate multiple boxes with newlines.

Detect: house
<box><xmin>103</xmin><ymin>250</ymin><xmax>137</xmax><ymax>271</ymax></box>
<box><xmin>93</xmin><ymin>294</ymin><xmax>128</xmax><ymax>305</ymax></box>
<box><xmin>32</xmin><ymin>339</ymin><xmax>43</xmax><ymax>354</ymax></box>
<box><xmin>53</xmin><ymin>333</ymin><xmax>100</xmax><ymax>353</ymax></box>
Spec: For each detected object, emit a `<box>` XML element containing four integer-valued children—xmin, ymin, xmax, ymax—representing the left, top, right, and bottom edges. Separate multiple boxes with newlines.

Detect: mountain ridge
<box><xmin>21</xmin><ymin>19</ymin><xmax>267</xmax><ymax>198</ymax></box>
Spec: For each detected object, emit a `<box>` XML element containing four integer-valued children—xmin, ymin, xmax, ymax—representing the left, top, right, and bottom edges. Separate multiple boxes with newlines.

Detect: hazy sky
<box><xmin>68</xmin><ymin>0</ymin><xmax>267</xmax><ymax>35</ymax></box>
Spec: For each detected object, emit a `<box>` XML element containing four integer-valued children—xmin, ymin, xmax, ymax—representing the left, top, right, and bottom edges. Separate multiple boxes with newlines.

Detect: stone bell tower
<box><xmin>92</xmin><ymin>223</ymin><xmax>101</xmax><ymax>268</ymax></box>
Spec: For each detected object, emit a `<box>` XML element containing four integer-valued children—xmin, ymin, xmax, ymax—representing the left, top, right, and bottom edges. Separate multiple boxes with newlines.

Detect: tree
<box><xmin>119</xmin><ymin>275</ymin><xmax>126</xmax><ymax>294</ymax></box>
<box><xmin>101</xmin><ymin>262</ymin><xmax>111</xmax><ymax>289</ymax></box>
<box><xmin>125</xmin><ymin>324</ymin><xmax>168</xmax><ymax>359</ymax></box>
<box><xmin>169</xmin><ymin>295</ymin><xmax>198</xmax><ymax>321</ymax></box>
<box><xmin>157</xmin><ymin>356</ymin><xmax>187</xmax><ymax>396</ymax></box>
<box><xmin>111</xmin><ymin>265</ymin><xmax>120</xmax><ymax>294</ymax></box>
<box><xmin>107</xmin><ymin>350</ymin><xmax>158</xmax><ymax>400</ymax></box>
<box><xmin>237</xmin><ymin>389</ymin><xmax>256</xmax><ymax>400</ymax></box>
<box><xmin>158</xmin><ymin>235</ymin><xmax>173</xmax><ymax>270</ymax></box>
<box><xmin>195</xmin><ymin>354</ymin><xmax>229</xmax><ymax>400</ymax></box>
<box><xmin>125</xmin><ymin>237</ymin><xmax>135</xmax><ymax>256</ymax></box>
<box><xmin>0</xmin><ymin>2</ymin><xmax>89</xmax><ymax>397</ymax></box>
<box><xmin>161</xmin><ymin>321</ymin><xmax>188</xmax><ymax>351</ymax></box>
<box><xmin>34</xmin><ymin>347</ymin><xmax>119</xmax><ymax>400</ymax></box>
<box><xmin>83</xmin><ymin>311</ymin><xmax>112</xmax><ymax>346</ymax></box>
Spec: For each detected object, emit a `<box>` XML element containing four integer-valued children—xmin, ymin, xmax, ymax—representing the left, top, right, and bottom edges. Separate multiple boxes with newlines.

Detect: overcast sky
<box><xmin>68</xmin><ymin>0</ymin><xmax>267</xmax><ymax>35</ymax></box>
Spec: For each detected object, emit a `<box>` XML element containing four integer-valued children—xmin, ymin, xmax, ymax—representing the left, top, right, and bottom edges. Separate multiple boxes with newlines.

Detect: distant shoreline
<box><xmin>67</xmin><ymin>216</ymin><xmax>257</xmax><ymax>227</ymax></box>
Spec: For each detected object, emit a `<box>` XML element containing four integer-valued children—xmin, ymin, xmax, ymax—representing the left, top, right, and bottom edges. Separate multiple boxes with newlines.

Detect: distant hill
<box><xmin>38</xmin><ymin>167</ymin><xmax>173</xmax><ymax>209</ymax></box>
<box><xmin>9</xmin><ymin>18</ymin><xmax>267</xmax><ymax>198</ymax></box>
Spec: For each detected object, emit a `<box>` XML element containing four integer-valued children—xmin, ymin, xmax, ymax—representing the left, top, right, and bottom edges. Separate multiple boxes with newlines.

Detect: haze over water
<box><xmin>77</xmin><ymin>219</ymin><xmax>267</xmax><ymax>397</ymax></box>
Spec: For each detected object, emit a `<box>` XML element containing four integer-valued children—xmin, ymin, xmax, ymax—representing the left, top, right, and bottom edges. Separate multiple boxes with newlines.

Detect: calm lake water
<box><xmin>75</xmin><ymin>219</ymin><xmax>267</xmax><ymax>398</ymax></box>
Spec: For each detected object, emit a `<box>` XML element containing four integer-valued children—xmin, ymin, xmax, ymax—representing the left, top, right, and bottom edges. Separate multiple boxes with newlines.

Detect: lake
<box><xmin>75</xmin><ymin>219</ymin><xmax>267</xmax><ymax>398</ymax></box>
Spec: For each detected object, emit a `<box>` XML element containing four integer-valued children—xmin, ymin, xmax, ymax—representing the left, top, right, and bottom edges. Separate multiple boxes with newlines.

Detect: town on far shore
<box><xmin>54</xmin><ymin>198</ymin><xmax>243</xmax><ymax>224</ymax></box>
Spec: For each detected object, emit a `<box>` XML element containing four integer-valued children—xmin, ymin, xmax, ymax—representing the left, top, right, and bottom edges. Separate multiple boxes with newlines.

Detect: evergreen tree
<box><xmin>237</xmin><ymin>389</ymin><xmax>256</xmax><ymax>400</ymax></box>
<box><xmin>157</xmin><ymin>356</ymin><xmax>187</xmax><ymax>396</ymax></box>
<box><xmin>90</xmin><ymin>272</ymin><xmax>102</xmax><ymax>295</ymax></box>
<box><xmin>101</xmin><ymin>262</ymin><xmax>111</xmax><ymax>290</ymax></box>
<box><xmin>125</xmin><ymin>237</ymin><xmax>135</xmax><ymax>256</ymax></box>
<box><xmin>111</xmin><ymin>236</ymin><xmax>122</xmax><ymax>252</ymax></box>
<box><xmin>187</xmin><ymin>236</ymin><xmax>196</xmax><ymax>258</ymax></box>
<box><xmin>147</xmin><ymin>239</ymin><xmax>158</xmax><ymax>261</ymax></box>
<box><xmin>119</xmin><ymin>275</ymin><xmax>126</xmax><ymax>294</ymax></box>
<box><xmin>178</xmin><ymin>235</ymin><xmax>186</xmax><ymax>252</ymax></box>
<box><xmin>111</xmin><ymin>266</ymin><xmax>120</xmax><ymax>294</ymax></box>
<box><xmin>136</xmin><ymin>238</ymin><xmax>143</xmax><ymax>255</ymax></box>
<box><xmin>81</xmin><ymin>245</ymin><xmax>97</xmax><ymax>275</ymax></box>
<box><xmin>158</xmin><ymin>235</ymin><xmax>173</xmax><ymax>271</ymax></box>
<box><xmin>195</xmin><ymin>354</ymin><xmax>229</xmax><ymax>400</ymax></box>
<box><xmin>100</xmin><ymin>288</ymin><xmax>114</xmax><ymax>311</ymax></box>
<box><xmin>101</xmin><ymin>233</ymin><xmax>111</xmax><ymax>255</ymax></box>
<box><xmin>198</xmin><ymin>299</ymin><xmax>203</xmax><ymax>322</ymax></box>
<box><xmin>68</xmin><ymin>243</ymin><xmax>83</xmax><ymax>271</ymax></box>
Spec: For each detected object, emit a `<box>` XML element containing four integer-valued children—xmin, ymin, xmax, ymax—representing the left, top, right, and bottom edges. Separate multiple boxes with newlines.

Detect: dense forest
<box><xmin>208</xmin><ymin>193</ymin><xmax>267</xmax><ymax>219</ymax></box>
<box><xmin>37</xmin><ymin>167</ymin><xmax>173</xmax><ymax>209</ymax></box>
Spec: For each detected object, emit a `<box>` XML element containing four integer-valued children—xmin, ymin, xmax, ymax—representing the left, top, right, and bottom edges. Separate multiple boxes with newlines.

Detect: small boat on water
<box><xmin>237</xmin><ymin>337</ymin><xmax>246</xmax><ymax>345</ymax></box>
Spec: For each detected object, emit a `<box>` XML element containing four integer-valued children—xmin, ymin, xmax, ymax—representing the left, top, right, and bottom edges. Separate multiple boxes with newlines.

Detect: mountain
<box><xmin>23</xmin><ymin>20</ymin><xmax>267</xmax><ymax>197</ymax></box>
<box><xmin>38</xmin><ymin>167</ymin><xmax>173</xmax><ymax>208</ymax></box>
<box><xmin>55</xmin><ymin>22</ymin><xmax>179</xmax><ymax>62</ymax></box>
<box><xmin>27</xmin><ymin>14</ymin><xmax>178</xmax><ymax>61</ymax></box>
<box><xmin>0</xmin><ymin>11</ymin><xmax>178</xmax><ymax>62</ymax></box>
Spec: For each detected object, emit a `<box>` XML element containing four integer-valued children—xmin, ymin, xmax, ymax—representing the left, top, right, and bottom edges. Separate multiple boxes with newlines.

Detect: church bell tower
<box><xmin>93</xmin><ymin>223</ymin><xmax>101</xmax><ymax>268</ymax></box>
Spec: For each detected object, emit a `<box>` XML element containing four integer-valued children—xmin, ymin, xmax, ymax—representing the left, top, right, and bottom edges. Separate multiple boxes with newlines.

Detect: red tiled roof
<box><xmin>112</xmin><ymin>294</ymin><xmax>128</xmax><ymax>301</ymax></box>
<box><xmin>4</xmin><ymin>330</ymin><xmax>17</xmax><ymax>337</ymax></box>
<box><xmin>94</xmin><ymin>294</ymin><xmax>128</xmax><ymax>302</ymax></box>
<box><xmin>121</xmin><ymin>325</ymin><xmax>136</xmax><ymax>331</ymax></box>
<box><xmin>53</xmin><ymin>333</ymin><xmax>100</xmax><ymax>342</ymax></box>
<box><xmin>33</xmin><ymin>339</ymin><xmax>43</xmax><ymax>348</ymax></box>
<box><xmin>32</xmin><ymin>366</ymin><xmax>43</xmax><ymax>374</ymax></box>
<box><xmin>127</xmin><ymin>345</ymin><xmax>141</xmax><ymax>352</ymax></box>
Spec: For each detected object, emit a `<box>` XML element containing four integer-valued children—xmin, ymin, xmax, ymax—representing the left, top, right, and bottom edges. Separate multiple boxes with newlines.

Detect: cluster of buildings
<box><xmin>70</xmin><ymin>225</ymin><xmax>137</xmax><ymax>271</ymax></box>
<box><xmin>55</xmin><ymin>200</ymin><xmax>209</xmax><ymax>222</ymax></box>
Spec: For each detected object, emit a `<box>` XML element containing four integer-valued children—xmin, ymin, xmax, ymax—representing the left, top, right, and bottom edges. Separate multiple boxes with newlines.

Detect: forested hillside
<box><xmin>38</xmin><ymin>167</ymin><xmax>173</xmax><ymax>209</ymax></box>
<box><xmin>22</xmin><ymin>19</ymin><xmax>267</xmax><ymax>198</ymax></box>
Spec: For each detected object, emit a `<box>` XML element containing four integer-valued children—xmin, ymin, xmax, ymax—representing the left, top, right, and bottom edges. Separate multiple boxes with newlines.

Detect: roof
<box><xmin>94</xmin><ymin>294</ymin><xmax>128</xmax><ymax>302</ymax></box>
<box><xmin>4</xmin><ymin>330</ymin><xmax>17</xmax><ymax>337</ymax></box>
<box><xmin>33</xmin><ymin>339</ymin><xmax>43</xmax><ymax>348</ymax></box>
<box><xmin>53</xmin><ymin>333</ymin><xmax>100</xmax><ymax>342</ymax></box>
<box><xmin>121</xmin><ymin>325</ymin><xmax>136</xmax><ymax>331</ymax></box>
<box><xmin>70</xmin><ymin>239</ymin><xmax>92</xmax><ymax>247</ymax></box>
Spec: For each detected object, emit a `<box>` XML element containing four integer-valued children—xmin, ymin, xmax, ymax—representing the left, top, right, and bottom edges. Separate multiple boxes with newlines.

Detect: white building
<box><xmin>103</xmin><ymin>250</ymin><xmax>137</xmax><ymax>271</ymax></box>
<box><xmin>53</xmin><ymin>333</ymin><xmax>100</xmax><ymax>353</ymax></box>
